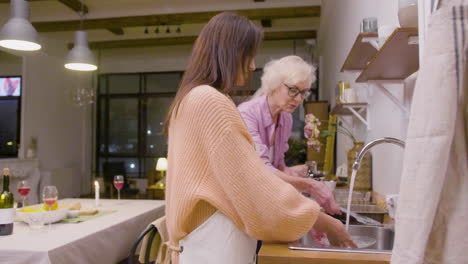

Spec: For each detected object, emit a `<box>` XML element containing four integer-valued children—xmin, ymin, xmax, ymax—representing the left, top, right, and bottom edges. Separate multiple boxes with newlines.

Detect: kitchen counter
<box><xmin>258</xmin><ymin>243</ymin><xmax>391</xmax><ymax>264</ymax></box>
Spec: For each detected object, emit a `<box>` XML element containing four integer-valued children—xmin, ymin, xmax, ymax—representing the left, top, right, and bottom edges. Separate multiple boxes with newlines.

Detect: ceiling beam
<box><xmin>58</xmin><ymin>0</ymin><xmax>88</xmax><ymax>14</ymax></box>
<box><xmin>264</xmin><ymin>30</ymin><xmax>316</xmax><ymax>40</ymax></box>
<box><xmin>83</xmin><ymin>30</ymin><xmax>316</xmax><ymax>50</ymax></box>
<box><xmin>33</xmin><ymin>6</ymin><xmax>320</xmax><ymax>32</ymax></box>
<box><xmin>106</xmin><ymin>28</ymin><xmax>124</xmax><ymax>35</ymax></box>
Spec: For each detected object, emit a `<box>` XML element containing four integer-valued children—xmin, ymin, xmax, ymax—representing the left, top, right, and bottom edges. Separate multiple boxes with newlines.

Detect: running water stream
<box><xmin>345</xmin><ymin>169</ymin><xmax>358</xmax><ymax>231</ymax></box>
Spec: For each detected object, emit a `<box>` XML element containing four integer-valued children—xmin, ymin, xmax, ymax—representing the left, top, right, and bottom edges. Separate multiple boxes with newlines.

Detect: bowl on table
<box><xmin>16</xmin><ymin>205</ymin><xmax>69</xmax><ymax>228</ymax></box>
<box><xmin>67</xmin><ymin>210</ymin><xmax>80</xmax><ymax>218</ymax></box>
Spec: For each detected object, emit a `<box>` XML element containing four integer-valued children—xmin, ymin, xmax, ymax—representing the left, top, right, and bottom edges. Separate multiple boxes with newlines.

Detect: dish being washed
<box><xmin>289</xmin><ymin>225</ymin><xmax>394</xmax><ymax>254</ymax></box>
<box><xmin>351</xmin><ymin>235</ymin><xmax>377</xmax><ymax>249</ymax></box>
<box><xmin>316</xmin><ymin>235</ymin><xmax>376</xmax><ymax>249</ymax></box>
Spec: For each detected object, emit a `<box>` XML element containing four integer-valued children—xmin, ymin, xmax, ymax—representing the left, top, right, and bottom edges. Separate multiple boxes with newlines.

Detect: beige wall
<box><xmin>0</xmin><ymin>39</ymin><xmax>93</xmax><ymax>197</ymax></box>
<box><xmin>0</xmin><ymin>51</ymin><xmax>22</xmax><ymax>76</ymax></box>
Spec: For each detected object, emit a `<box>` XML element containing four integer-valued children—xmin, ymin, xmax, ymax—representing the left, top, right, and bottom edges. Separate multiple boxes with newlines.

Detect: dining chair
<box><xmin>127</xmin><ymin>224</ymin><xmax>158</xmax><ymax>264</ymax></box>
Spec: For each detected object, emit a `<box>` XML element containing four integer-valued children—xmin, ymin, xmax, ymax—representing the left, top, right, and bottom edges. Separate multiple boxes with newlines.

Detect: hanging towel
<box><xmin>391</xmin><ymin>2</ymin><xmax>468</xmax><ymax>264</ymax></box>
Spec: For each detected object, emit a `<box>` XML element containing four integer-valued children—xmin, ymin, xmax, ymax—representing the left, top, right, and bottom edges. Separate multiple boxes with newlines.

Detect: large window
<box><xmin>0</xmin><ymin>76</ymin><xmax>21</xmax><ymax>157</ymax></box>
<box><xmin>96</xmin><ymin>69</ymin><xmax>312</xmax><ymax>177</ymax></box>
<box><xmin>97</xmin><ymin>72</ymin><xmax>180</xmax><ymax>178</ymax></box>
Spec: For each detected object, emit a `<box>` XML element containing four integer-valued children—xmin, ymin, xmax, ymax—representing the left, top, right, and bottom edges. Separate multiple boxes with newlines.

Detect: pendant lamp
<box><xmin>64</xmin><ymin>31</ymin><xmax>97</xmax><ymax>71</ymax></box>
<box><xmin>0</xmin><ymin>0</ymin><xmax>41</xmax><ymax>51</ymax></box>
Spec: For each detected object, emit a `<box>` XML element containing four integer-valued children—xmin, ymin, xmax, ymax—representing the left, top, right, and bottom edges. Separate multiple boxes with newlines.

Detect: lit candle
<box><xmin>94</xmin><ymin>180</ymin><xmax>100</xmax><ymax>207</ymax></box>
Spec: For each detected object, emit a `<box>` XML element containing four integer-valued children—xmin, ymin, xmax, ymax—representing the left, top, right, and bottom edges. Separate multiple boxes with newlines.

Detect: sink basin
<box><xmin>289</xmin><ymin>225</ymin><xmax>394</xmax><ymax>254</ymax></box>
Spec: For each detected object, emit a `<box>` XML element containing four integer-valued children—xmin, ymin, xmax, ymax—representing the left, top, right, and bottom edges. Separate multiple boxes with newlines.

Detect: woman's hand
<box><xmin>301</xmin><ymin>179</ymin><xmax>341</xmax><ymax>215</ymax></box>
<box><xmin>283</xmin><ymin>165</ymin><xmax>308</xmax><ymax>177</ymax></box>
<box><xmin>308</xmin><ymin>228</ymin><xmax>329</xmax><ymax>247</ymax></box>
<box><xmin>314</xmin><ymin>213</ymin><xmax>357</xmax><ymax>248</ymax></box>
<box><xmin>277</xmin><ymin>169</ymin><xmax>341</xmax><ymax>215</ymax></box>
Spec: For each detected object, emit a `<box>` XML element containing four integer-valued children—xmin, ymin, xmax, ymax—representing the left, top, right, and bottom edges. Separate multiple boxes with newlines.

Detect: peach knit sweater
<box><xmin>165</xmin><ymin>85</ymin><xmax>320</xmax><ymax>254</ymax></box>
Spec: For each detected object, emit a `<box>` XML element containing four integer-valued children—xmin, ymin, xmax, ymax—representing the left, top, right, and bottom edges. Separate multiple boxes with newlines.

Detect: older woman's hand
<box><xmin>304</xmin><ymin>179</ymin><xmax>341</xmax><ymax>215</ymax></box>
<box><xmin>283</xmin><ymin>165</ymin><xmax>308</xmax><ymax>177</ymax></box>
<box><xmin>281</xmin><ymin>166</ymin><xmax>341</xmax><ymax>215</ymax></box>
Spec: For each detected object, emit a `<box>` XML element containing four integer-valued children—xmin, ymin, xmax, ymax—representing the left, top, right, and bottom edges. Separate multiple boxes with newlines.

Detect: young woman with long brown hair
<box><xmin>164</xmin><ymin>12</ymin><xmax>355</xmax><ymax>264</ymax></box>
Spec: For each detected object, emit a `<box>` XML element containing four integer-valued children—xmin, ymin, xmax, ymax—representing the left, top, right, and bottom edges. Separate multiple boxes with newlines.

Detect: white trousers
<box><xmin>179</xmin><ymin>211</ymin><xmax>257</xmax><ymax>264</ymax></box>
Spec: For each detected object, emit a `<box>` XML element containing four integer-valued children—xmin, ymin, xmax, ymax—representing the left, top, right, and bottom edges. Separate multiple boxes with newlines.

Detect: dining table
<box><xmin>0</xmin><ymin>198</ymin><xmax>165</xmax><ymax>264</ymax></box>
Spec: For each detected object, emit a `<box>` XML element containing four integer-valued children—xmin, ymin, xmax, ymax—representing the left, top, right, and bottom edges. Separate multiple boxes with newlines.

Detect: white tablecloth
<box><xmin>0</xmin><ymin>199</ymin><xmax>165</xmax><ymax>264</ymax></box>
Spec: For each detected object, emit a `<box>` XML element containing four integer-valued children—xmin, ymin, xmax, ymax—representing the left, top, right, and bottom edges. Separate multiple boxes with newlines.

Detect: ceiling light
<box><xmin>64</xmin><ymin>31</ymin><xmax>97</xmax><ymax>71</ymax></box>
<box><xmin>0</xmin><ymin>0</ymin><xmax>41</xmax><ymax>51</ymax></box>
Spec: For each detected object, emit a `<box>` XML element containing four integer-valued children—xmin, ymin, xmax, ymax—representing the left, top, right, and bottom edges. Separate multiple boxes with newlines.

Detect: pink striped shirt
<box><xmin>238</xmin><ymin>96</ymin><xmax>292</xmax><ymax>172</ymax></box>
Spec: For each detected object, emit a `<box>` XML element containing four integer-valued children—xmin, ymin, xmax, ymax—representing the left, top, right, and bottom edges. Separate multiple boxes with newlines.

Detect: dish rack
<box><xmin>334</xmin><ymin>189</ymin><xmax>388</xmax><ymax>223</ymax></box>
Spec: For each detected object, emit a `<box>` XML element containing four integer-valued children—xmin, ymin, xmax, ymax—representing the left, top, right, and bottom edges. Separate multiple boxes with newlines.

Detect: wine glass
<box><xmin>17</xmin><ymin>180</ymin><xmax>30</xmax><ymax>207</ymax></box>
<box><xmin>42</xmin><ymin>186</ymin><xmax>58</xmax><ymax>231</ymax></box>
<box><xmin>113</xmin><ymin>175</ymin><xmax>124</xmax><ymax>200</ymax></box>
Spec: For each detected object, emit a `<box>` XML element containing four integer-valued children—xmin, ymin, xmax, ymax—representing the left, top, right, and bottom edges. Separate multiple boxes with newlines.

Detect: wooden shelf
<box><xmin>340</xmin><ymin>32</ymin><xmax>378</xmax><ymax>72</ymax></box>
<box><xmin>356</xmin><ymin>28</ymin><xmax>419</xmax><ymax>83</ymax></box>
<box><xmin>332</xmin><ymin>102</ymin><xmax>368</xmax><ymax>115</ymax></box>
<box><xmin>332</xmin><ymin>102</ymin><xmax>370</xmax><ymax>129</ymax></box>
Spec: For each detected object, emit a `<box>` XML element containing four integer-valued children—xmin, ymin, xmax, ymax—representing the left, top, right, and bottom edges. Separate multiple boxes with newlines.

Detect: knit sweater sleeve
<box><xmin>193</xmin><ymin>95</ymin><xmax>320</xmax><ymax>242</ymax></box>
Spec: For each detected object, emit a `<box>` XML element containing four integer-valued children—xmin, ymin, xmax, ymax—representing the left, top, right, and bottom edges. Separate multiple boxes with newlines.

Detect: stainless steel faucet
<box><xmin>352</xmin><ymin>137</ymin><xmax>405</xmax><ymax>171</ymax></box>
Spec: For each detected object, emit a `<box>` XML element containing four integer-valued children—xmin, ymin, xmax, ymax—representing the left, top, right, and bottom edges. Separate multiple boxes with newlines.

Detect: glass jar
<box><xmin>338</xmin><ymin>81</ymin><xmax>349</xmax><ymax>103</ymax></box>
<box><xmin>362</xmin><ymin>17</ymin><xmax>378</xmax><ymax>33</ymax></box>
<box><xmin>347</xmin><ymin>142</ymin><xmax>372</xmax><ymax>191</ymax></box>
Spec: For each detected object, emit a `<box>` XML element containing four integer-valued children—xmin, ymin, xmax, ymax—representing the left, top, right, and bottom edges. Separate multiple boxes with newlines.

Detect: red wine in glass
<box><xmin>18</xmin><ymin>187</ymin><xmax>30</xmax><ymax>197</ymax></box>
<box><xmin>113</xmin><ymin>175</ymin><xmax>124</xmax><ymax>200</ymax></box>
<box><xmin>17</xmin><ymin>180</ymin><xmax>30</xmax><ymax>207</ymax></box>
<box><xmin>44</xmin><ymin>198</ymin><xmax>57</xmax><ymax>207</ymax></box>
<box><xmin>113</xmin><ymin>181</ymin><xmax>124</xmax><ymax>190</ymax></box>
<box><xmin>42</xmin><ymin>185</ymin><xmax>58</xmax><ymax>231</ymax></box>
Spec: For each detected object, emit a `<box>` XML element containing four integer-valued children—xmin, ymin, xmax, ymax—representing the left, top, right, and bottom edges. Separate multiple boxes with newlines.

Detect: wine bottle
<box><xmin>0</xmin><ymin>168</ymin><xmax>14</xmax><ymax>236</ymax></box>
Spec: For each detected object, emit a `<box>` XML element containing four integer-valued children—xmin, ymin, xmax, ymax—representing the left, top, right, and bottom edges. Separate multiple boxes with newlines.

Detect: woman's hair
<box><xmin>163</xmin><ymin>12</ymin><xmax>263</xmax><ymax>134</ymax></box>
<box><xmin>253</xmin><ymin>55</ymin><xmax>316</xmax><ymax>97</ymax></box>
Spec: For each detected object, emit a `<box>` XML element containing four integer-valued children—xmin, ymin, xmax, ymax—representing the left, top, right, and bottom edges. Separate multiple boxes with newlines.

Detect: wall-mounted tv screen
<box><xmin>0</xmin><ymin>77</ymin><xmax>21</xmax><ymax>96</ymax></box>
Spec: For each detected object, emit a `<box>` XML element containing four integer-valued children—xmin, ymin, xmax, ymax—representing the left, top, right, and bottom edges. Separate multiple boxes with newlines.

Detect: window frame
<box><xmin>96</xmin><ymin>72</ymin><xmax>181</xmax><ymax>178</ymax></box>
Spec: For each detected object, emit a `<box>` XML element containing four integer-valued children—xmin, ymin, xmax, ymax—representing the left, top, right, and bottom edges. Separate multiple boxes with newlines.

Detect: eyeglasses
<box><xmin>284</xmin><ymin>83</ymin><xmax>311</xmax><ymax>98</ymax></box>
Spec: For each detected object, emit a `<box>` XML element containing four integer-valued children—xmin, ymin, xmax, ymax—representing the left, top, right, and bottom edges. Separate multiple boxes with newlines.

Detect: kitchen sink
<box><xmin>289</xmin><ymin>225</ymin><xmax>394</xmax><ymax>254</ymax></box>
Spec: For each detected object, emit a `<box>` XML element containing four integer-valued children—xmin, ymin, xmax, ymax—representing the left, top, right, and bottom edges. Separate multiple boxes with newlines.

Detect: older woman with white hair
<box><xmin>238</xmin><ymin>55</ymin><xmax>340</xmax><ymax>215</ymax></box>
